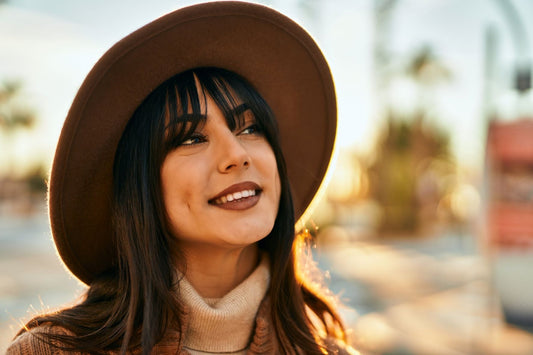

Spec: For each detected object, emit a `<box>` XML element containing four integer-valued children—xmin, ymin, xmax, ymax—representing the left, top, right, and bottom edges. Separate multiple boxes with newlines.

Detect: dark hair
<box><xmin>17</xmin><ymin>67</ymin><xmax>347</xmax><ymax>354</ymax></box>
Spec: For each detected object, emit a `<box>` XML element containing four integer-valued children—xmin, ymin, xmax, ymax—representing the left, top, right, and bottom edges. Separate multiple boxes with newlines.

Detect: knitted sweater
<box><xmin>178</xmin><ymin>253</ymin><xmax>271</xmax><ymax>354</ymax></box>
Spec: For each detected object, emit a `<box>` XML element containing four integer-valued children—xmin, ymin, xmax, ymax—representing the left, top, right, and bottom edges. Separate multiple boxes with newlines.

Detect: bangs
<box><xmin>161</xmin><ymin>67</ymin><xmax>277</xmax><ymax>154</ymax></box>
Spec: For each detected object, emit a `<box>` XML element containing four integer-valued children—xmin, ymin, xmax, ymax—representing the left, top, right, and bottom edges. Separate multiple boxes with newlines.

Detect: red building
<box><xmin>486</xmin><ymin>119</ymin><xmax>533</xmax><ymax>248</ymax></box>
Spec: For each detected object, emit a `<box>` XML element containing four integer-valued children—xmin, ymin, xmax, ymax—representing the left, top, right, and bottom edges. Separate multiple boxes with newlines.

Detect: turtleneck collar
<box><xmin>178</xmin><ymin>253</ymin><xmax>270</xmax><ymax>354</ymax></box>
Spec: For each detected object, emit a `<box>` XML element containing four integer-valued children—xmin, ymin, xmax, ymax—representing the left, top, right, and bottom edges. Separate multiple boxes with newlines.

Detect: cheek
<box><xmin>274</xmin><ymin>170</ymin><xmax>281</xmax><ymax>199</ymax></box>
<box><xmin>267</xmin><ymin>156</ymin><xmax>280</xmax><ymax>192</ymax></box>
<box><xmin>262</xmin><ymin>147</ymin><xmax>281</xmax><ymax>202</ymax></box>
<box><xmin>163</xmin><ymin>181</ymin><xmax>193</xmax><ymax>212</ymax></box>
<box><xmin>161</xmin><ymin>158</ymin><xmax>198</xmax><ymax>214</ymax></box>
<box><xmin>161</xmin><ymin>165</ymin><xmax>202</xmax><ymax>240</ymax></box>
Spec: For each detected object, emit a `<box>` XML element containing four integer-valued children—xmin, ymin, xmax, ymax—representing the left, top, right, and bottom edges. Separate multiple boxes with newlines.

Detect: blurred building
<box><xmin>486</xmin><ymin>119</ymin><xmax>533</xmax><ymax>248</ymax></box>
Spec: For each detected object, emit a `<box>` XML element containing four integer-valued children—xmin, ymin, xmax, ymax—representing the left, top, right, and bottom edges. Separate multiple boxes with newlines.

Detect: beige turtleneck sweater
<box><xmin>179</xmin><ymin>254</ymin><xmax>270</xmax><ymax>354</ymax></box>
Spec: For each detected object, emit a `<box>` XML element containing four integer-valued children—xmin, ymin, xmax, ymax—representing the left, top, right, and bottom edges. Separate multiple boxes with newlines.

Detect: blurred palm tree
<box><xmin>0</xmin><ymin>79</ymin><xmax>38</xmax><ymax>183</ymax></box>
<box><xmin>0</xmin><ymin>80</ymin><xmax>47</xmax><ymax>211</ymax></box>
<box><xmin>0</xmin><ymin>80</ymin><xmax>36</xmax><ymax>133</ymax></box>
<box><xmin>369</xmin><ymin>48</ymin><xmax>455</xmax><ymax>235</ymax></box>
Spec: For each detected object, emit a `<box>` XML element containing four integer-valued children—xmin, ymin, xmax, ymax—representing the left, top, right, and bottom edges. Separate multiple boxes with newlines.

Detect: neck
<box><xmin>177</xmin><ymin>243</ymin><xmax>259</xmax><ymax>298</ymax></box>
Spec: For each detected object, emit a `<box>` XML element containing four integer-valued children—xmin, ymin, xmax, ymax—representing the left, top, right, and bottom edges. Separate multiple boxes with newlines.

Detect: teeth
<box><xmin>214</xmin><ymin>189</ymin><xmax>256</xmax><ymax>205</ymax></box>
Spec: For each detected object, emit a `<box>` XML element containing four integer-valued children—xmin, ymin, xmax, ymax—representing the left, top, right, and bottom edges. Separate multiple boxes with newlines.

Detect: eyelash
<box><xmin>179</xmin><ymin>124</ymin><xmax>262</xmax><ymax>146</ymax></box>
<box><xmin>180</xmin><ymin>134</ymin><xmax>207</xmax><ymax>146</ymax></box>
<box><xmin>239</xmin><ymin>124</ymin><xmax>262</xmax><ymax>136</ymax></box>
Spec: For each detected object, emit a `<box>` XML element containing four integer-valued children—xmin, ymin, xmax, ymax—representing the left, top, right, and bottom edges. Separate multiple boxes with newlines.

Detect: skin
<box><xmin>160</xmin><ymin>89</ymin><xmax>281</xmax><ymax>298</ymax></box>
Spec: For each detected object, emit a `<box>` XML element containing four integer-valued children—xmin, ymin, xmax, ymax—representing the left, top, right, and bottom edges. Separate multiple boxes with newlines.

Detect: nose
<box><xmin>217</xmin><ymin>132</ymin><xmax>251</xmax><ymax>173</ymax></box>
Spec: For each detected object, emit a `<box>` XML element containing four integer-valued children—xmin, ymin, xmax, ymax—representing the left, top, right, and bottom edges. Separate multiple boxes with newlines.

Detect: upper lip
<box><xmin>209</xmin><ymin>181</ymin><xmax>261</xmax><ymax>202</ymax></box>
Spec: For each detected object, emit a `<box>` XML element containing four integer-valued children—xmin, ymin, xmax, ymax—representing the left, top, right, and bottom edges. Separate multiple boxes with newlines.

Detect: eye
<box><xmin>239</xmin><ymin>124</ymin><xmax>262</xmax><ymax>136</ymax></box>
<box><xmin>180</xmin><ymin>134</ymin><xmax>207</xmax><ymax>146</ymax></box>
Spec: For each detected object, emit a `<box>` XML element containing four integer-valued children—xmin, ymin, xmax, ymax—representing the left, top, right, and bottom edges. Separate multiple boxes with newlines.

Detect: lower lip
<box><xmin>211</xmin><ymin>193</ymin><xmax>261</xmax><ymax>211</ymax></box>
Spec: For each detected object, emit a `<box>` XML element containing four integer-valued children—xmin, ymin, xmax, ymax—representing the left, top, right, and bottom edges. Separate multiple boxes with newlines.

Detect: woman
<box><xmin>8</xmin><ymin>2</ymin><xmax>355</xmax><ymax>354</ymax></box>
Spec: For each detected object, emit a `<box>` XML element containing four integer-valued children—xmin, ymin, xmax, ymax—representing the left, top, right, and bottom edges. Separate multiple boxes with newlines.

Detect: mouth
<box><xmin>208</xmin><ymin>182</ymin><xmax>262</xmax><ymax>209</ymax></box>
<box><xmin>211</xmin><ymin>189</ymin><xmax>258</xmax><ymax>205</ymax></box>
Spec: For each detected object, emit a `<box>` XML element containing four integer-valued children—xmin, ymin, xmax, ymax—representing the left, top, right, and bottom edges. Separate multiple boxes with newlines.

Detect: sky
<box><xmin>1</xmin><ymin>0</ymin><xmax>533</xmax><ymax>175</ymax></box>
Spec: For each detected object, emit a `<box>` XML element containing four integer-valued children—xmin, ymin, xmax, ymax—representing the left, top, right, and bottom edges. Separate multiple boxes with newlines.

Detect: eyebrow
<box><xmin>228</xmin><ymin>103</ymin><xmax>250</xmax><ymax>117</ymax></box>
<box><xmin>174</xmin><ymin>113</ymin><xmax>207</xmax><ymax>122</ymax></box>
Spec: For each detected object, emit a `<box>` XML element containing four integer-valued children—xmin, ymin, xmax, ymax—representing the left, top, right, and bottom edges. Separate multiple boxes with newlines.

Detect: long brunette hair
<box><xmin>18</xmin><ymin>68</ymin><xmax>347</xmax><ymax>354</ymax></box>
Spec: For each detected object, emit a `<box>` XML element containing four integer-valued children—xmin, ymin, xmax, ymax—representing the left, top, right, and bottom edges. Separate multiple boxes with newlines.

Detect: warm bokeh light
<box><xmin>327</xmin><ymin>152</ymin><xmax>369</xmax><ymax>203</ymax></box>
<box><xmin>449</xmin><ymin>183</ymin><xmax>481</xmax><ymax>221</ymax></box>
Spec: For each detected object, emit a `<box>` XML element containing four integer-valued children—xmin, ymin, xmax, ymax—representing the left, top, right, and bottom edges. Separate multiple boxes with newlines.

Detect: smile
<box><xmin>208</xmin><ymin>181</ymin><xmax>262</xmax><ymax>210</ymax></box>
<box><xmin>212</xmin><ymin>189</ymin><xmax>257</xmax><ymax>205</ymax></box>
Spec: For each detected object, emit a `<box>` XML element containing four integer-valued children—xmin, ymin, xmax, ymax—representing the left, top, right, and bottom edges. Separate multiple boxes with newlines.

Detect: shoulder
<box><xmin>6</xmin><ymin>325</ymin><xmax>75</xmax><ymax>355</ymax></box>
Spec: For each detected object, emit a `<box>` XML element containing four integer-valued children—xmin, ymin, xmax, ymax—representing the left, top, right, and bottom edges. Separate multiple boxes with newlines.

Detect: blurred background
<box><xmin>1</xmin><ymin>0</ymin><xmax>533</xmax><ymax>353</ymax></box>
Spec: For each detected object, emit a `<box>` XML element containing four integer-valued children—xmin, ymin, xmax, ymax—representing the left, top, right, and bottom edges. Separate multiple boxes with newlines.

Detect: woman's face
<box><xmin>160</xmin><ymin>91</ymin><xmax>281</xmax><ymax>250</ymax></box>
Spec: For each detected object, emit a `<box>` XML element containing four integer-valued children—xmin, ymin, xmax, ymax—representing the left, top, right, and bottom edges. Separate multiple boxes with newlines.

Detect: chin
<box><xmin>223</xmin><ymin>227</ymin><xmax>272</xmax><ymax>247</ymax></box>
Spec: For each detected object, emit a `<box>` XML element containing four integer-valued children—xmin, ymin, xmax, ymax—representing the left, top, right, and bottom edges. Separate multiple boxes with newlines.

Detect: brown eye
<box><xmin>239</xmin><ymin>124</ymin><xmax>262</xmax><ymax>136</ymax></box>
<box><xmin>180</xmin><ymin>134</ymin><xmax>207</xmax><ymax>146</ymax></box>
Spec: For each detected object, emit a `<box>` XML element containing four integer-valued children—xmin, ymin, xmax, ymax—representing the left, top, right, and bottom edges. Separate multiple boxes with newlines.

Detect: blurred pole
<box><xmin>481</xmin><ymin>24</ymin><xmax>499</xmax><ymax>241</ymax></box>
<box><xmin>373</xmin><ymin>0</ymin><xmax>398</xmax><ymax>93</ymax></box>
<box><xmin>481</xmin><ymin>23</ymin><xmax>501</xmax><ymax>351</ymax></box>
<box><xmin>483</xmin><ymin>26</ymin><xmax>500</xmax><ymax>124</ymax></box>
<box><xmin>492</xmin><ymin>0</ymin><xmax>531</xmax><ymax>92</ymax></box>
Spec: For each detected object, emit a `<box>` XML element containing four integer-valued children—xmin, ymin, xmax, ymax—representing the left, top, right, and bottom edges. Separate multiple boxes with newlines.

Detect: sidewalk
<box><xmin>315</xmin><ymin>226</ymin><xmax>533</xmax><ymax>355</ymax></box>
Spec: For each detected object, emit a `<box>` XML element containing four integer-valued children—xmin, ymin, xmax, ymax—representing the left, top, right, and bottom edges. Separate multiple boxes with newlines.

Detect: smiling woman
<box><xmin>6</xmin><ymin>2</ymin><xmax>355</xmax><ymax>355</ymax></box>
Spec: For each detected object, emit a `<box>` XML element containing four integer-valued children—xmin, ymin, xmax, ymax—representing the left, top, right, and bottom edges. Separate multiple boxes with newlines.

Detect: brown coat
<box><xmin>6</xmin><ymin>299</ymin><xmax>356</xmax><ymax>355</ymax></box>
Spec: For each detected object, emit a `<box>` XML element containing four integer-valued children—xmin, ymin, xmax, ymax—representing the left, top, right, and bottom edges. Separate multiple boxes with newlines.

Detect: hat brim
<box><xmin>49</xmin><ymin>1</ymin><xmax>336</xmax><ymax>284</ymax></box>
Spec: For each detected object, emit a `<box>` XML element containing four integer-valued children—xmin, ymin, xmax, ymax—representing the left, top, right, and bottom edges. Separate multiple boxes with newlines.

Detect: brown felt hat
<box><xmin>49</xmin><ymin>1</ymin><xmax>337</xmax><ymax>285</ymax></box>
